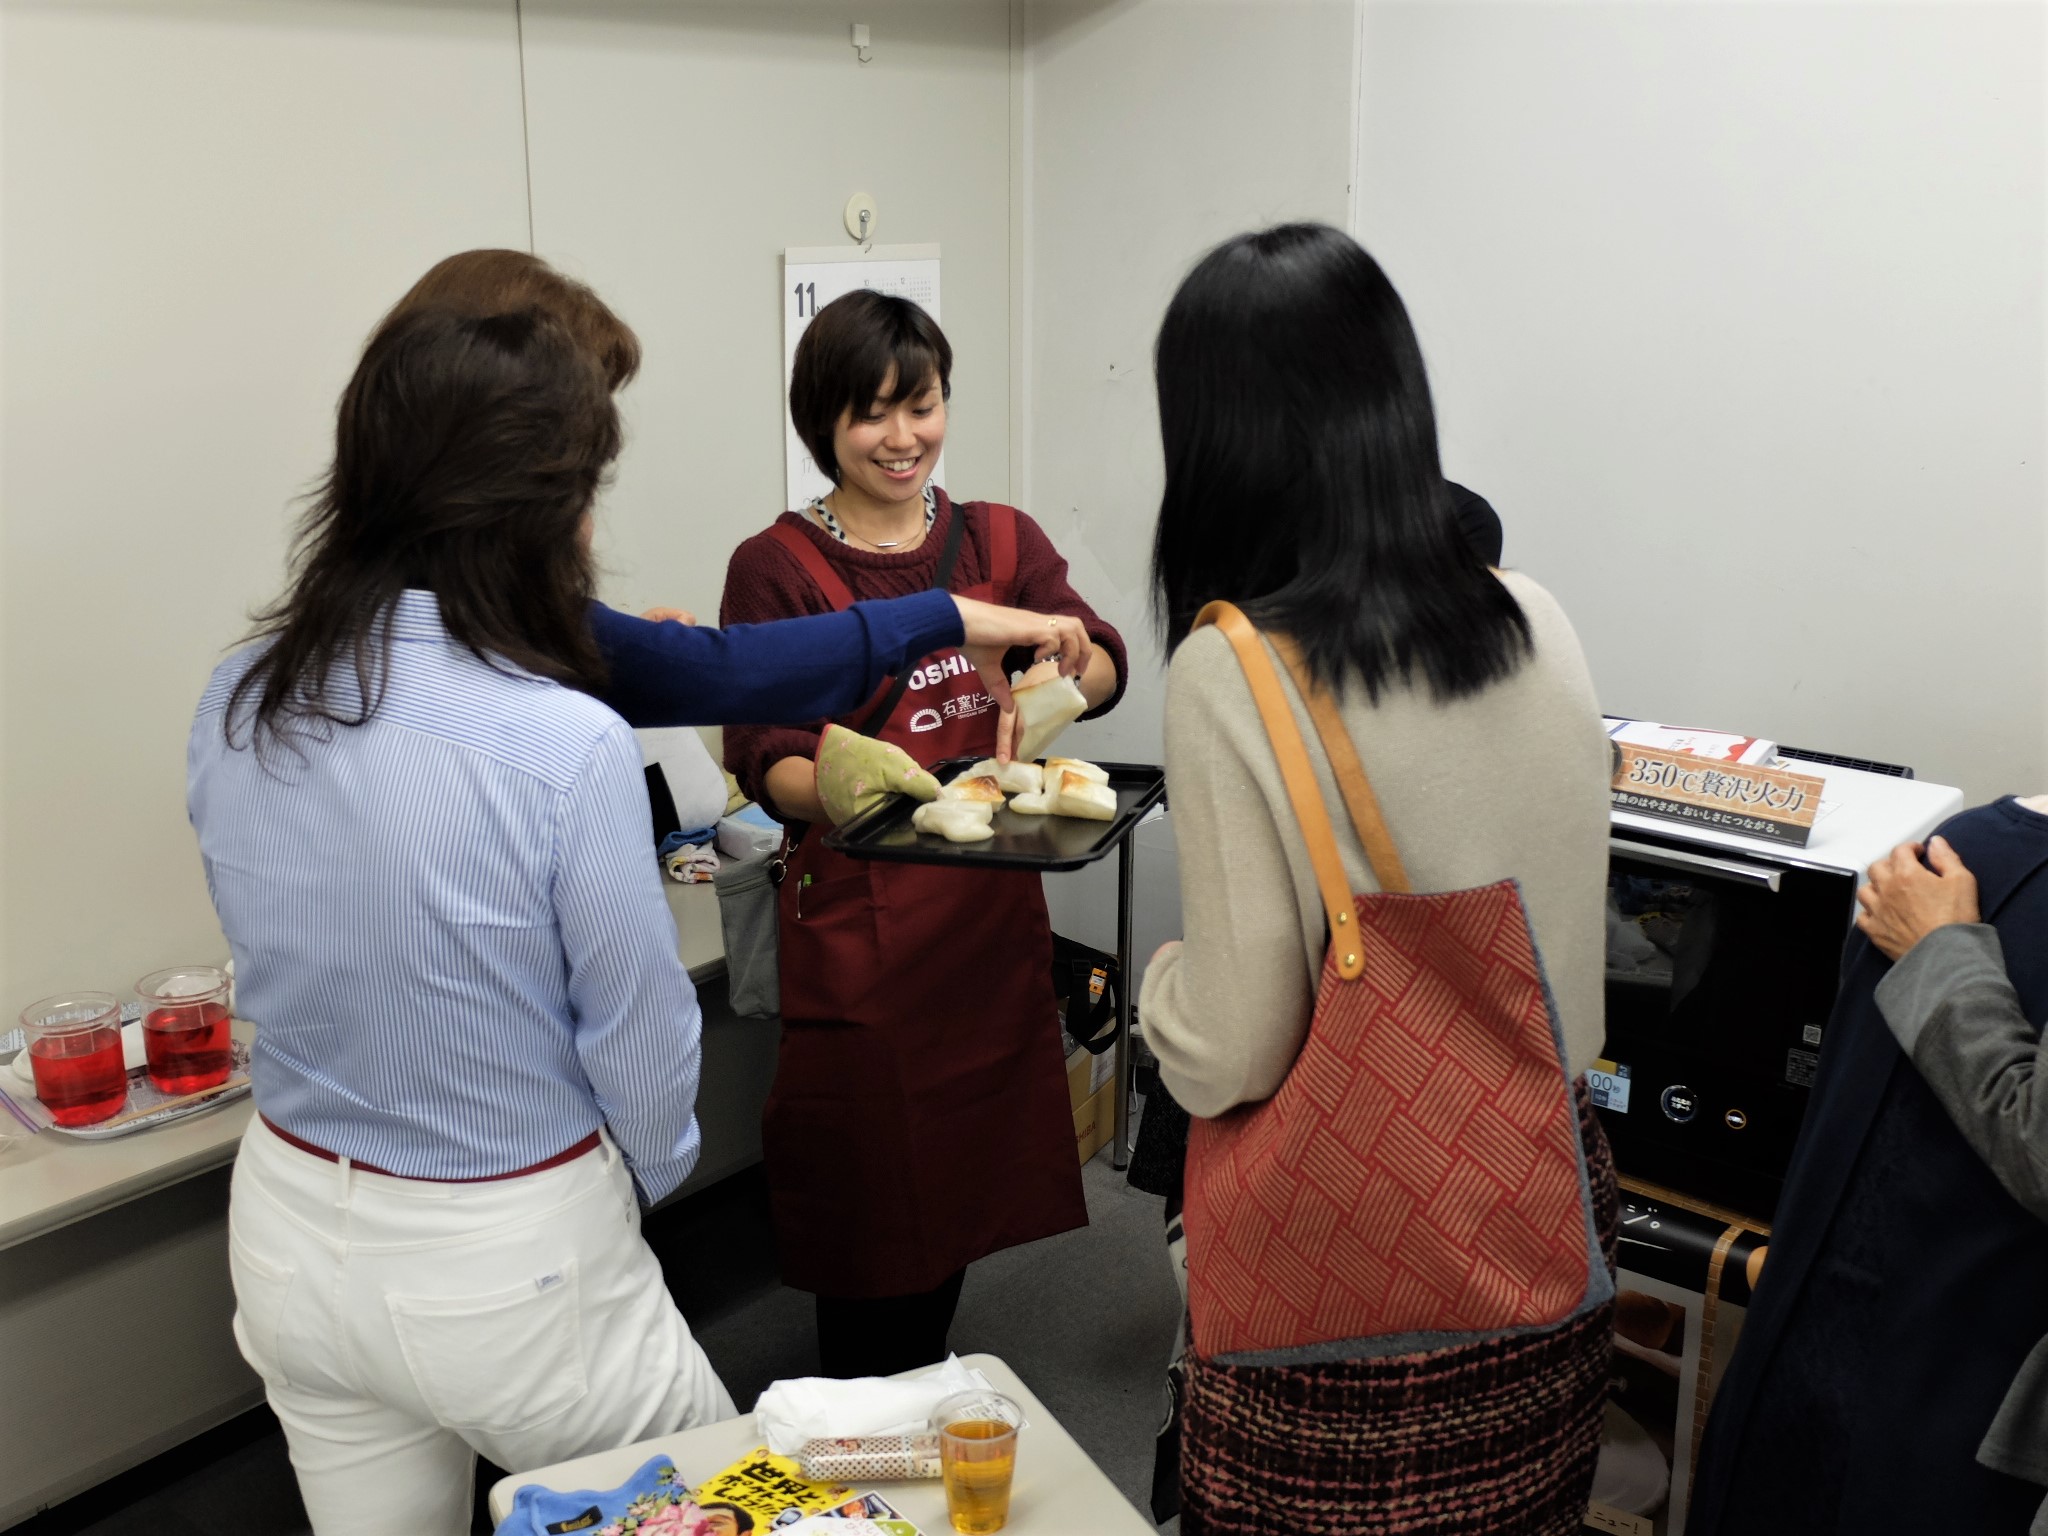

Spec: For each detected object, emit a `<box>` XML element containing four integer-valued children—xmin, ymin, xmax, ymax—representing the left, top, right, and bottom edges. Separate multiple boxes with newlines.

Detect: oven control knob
<box><xmin>1660</xmin><ymin>1085</ymin><xmax>1699</xmax><ymax>1124</ymax></box>
<box><xmin>1724</xmin><ymin>1108</ymin><xmax>1749</xmax><ymax>1131</ymax></box>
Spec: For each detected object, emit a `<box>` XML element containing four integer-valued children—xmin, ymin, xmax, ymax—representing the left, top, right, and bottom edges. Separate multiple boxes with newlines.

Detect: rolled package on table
<box><xmin>794</xmin><ymin>1432</ymin><xmax>943</xmax><ymax>1482</ymax></box>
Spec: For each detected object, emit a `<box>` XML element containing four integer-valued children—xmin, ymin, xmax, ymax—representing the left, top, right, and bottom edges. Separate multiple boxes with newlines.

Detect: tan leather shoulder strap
<box><xmin>1194</xmin><ymin>602</ymin><xmax>1365</xmax><ymax>981</ymax></box>
<box><xmin>1268</xmin><ymin>637</ymin><xmax>1412</xmax><ymax>895</ymax></box>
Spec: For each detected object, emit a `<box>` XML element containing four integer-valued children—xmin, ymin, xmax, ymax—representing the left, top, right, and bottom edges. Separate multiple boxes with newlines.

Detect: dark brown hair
<box><xmin>789</xmin><ymin>290</ymin><xmax>950</xmax><ymax>485</ymax></box>
<box><xmin>384</xmin><ymin>249</ymin><xmax>642</xmax><ymax>391</ymax></box>
<box><xmin>228</xmin><ymin>305</ymin><xmax>619</xmax><ymax>751</ymax></box>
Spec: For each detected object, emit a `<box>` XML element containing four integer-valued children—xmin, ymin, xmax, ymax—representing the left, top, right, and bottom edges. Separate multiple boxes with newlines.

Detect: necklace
<box><xmin>811</xmin><ymin>484</ymin><xmax>939</xmax><ymax>549</ymax></box>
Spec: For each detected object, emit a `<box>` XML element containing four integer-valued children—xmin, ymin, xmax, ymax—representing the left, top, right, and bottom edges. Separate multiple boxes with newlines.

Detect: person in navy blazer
<box><xmin>1689</xmin><ymin>797</ymin><xmax>2048</xmax><ymax>1533</ymax></box>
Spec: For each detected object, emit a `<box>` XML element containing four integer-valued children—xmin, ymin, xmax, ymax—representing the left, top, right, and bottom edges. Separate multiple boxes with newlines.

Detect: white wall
<box><xmin>11</xmin><ymin>0</ymin><xmax>2039</xmax><ymax>1019</ymax></box>
<box><xmin>1019</xmin><ymin>0</ymin><xmax>1359</xmax><ymax>955</ymax></box>
<box><xmin>1</xmin><ymin>0</ymin><xmax>531</xmax><ymax>1009</ymax></box>
<box><xmin>519</xmin><ymin>0</ymin><xmax>1016</xmax><ymax>625</ymax></box>
<box><xmin>0</xmin><ymin>0</ymin><xmax>1019</xmax><ymax>1015</ymax></box>
<box><xmin>1355</xmin><ymin>0</ymin><xmax>2046</xmax><ymax>802</ymax></box>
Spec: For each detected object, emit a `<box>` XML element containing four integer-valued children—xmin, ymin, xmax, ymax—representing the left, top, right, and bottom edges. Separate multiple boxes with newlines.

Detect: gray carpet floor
<box><xmin>21</xmin><ymin>1146</ymin><xmax>1183</xmax><ymax>1535</ymax></box>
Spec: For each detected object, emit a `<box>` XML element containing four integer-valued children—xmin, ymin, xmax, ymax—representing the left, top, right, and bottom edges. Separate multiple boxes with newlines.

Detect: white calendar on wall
<box><xmin>782</xmin><ymin>243</ymin><xmax>942</xmax><ymax>508</ymax></box>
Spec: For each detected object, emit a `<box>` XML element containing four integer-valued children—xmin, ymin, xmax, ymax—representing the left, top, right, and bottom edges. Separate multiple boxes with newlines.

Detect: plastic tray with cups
<box><xmin>2</xmin><ymin>965</ymin><xmax>251</xmax><ymax>1140</ymax></box>
<box><xmin>825</xmin><ymin>661</ymin><xmax>1164</xmax><ymax>873</ymax></box>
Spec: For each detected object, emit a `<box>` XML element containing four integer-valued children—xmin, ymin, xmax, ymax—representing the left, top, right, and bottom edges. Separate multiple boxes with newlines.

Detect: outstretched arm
<box><xmin>589</xmin><ymin>593</ymin><xmax>958</xmax><ymax>729</ymax></box>
<box><xmin>592</xmin><ymin>594</ymin><xmax>1091</xmax><ymax>732</ymax></box>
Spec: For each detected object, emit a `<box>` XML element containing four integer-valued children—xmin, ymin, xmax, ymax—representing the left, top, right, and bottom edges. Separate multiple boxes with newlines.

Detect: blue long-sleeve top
<box><xmin>587</xmin><ymin>589</ymin><xmax>963</xmax><ymax>728</ymax></box>
<box><xmin>191</xmin><ymin>593</ymin><xmax>716</xmax><ymax>1200</ymax></box>
<box><xmin>188</xmin><ymin>589</ymin><xmax>967</xmax><ymax>1202</ymax></box>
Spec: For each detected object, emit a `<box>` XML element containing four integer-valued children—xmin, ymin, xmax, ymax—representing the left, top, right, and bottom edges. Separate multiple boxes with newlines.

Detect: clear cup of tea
<box><xmin>933</xmin><ymin>1389</ymin><xmax>1024</xmax><ymax>1534</ymax></box>
<box><xmin>134</xmin><ymin>966</ymin><xmax>233</xmax><ymax>1095</ymax></box>
<box><xmin>21</xmin><ymin>992</ymin><xmax>128</xmax><ymax>1126</ymax></box>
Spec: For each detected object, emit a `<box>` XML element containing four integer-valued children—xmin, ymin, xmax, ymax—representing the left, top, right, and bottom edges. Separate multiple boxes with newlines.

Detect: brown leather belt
<box><xmin>260</xmin><ymin>1115</ymin><xmax>602</xmax><ymax>1183</ymax></box>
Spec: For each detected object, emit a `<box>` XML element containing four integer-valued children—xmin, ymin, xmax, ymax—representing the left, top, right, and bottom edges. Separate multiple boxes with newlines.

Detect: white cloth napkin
<box><xmin>754</xmin><ymin>1355</ymin><xmax>991</xmax><ymax>1455</ymax></box>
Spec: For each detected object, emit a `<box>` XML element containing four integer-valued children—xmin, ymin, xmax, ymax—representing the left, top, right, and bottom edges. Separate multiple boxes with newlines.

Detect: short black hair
<box><xmin>1151</xmin><ymin>222</ymin><xmax>1530</xmax><ymax>701</ymax></box>
<box><xmin>789</xmin><ymin>289</ymin><xmax>951</xmax><ymax>486</ymax></box>
<box><xmin>699</xmin><ymin>1503</ymin><xmax>753</xmax><ymax>1533</ymax></box>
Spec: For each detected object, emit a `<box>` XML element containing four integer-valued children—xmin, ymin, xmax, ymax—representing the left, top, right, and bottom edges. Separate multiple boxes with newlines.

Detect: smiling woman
<box><xmin>789</xmin><ymin>289</ymin><xmax>951</xmax><ymax>551</ymax></box>
<box><xmin>718</xmin><ymin>289</ymin><xmax>1126</xmax><ymax>1380</ymax></box>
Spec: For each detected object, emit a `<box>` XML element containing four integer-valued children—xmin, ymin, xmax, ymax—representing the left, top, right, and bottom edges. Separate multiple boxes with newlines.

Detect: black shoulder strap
<box><xmin>852</xmin><ymin>498</ymin><xmax>969</xmax><ymax>737</ymax></box>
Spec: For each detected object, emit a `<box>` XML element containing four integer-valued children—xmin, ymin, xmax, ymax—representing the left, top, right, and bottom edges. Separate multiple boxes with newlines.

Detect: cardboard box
<box><xmin>1065</xmin><ymin>1042</ymin><xmax>1116</xmax><ymax>1112</ymax></box>
<box><xmin>1073</xmin><ymin>1076</ymin><xmax>1118</xmax><ymax>1165</ymax></box>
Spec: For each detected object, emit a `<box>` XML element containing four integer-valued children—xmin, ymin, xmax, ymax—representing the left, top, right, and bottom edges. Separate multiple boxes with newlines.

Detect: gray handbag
<box><xmin>714</xmin><ymin>847</ymin><xmax>783</xmax><ymax>1018</ymax></box>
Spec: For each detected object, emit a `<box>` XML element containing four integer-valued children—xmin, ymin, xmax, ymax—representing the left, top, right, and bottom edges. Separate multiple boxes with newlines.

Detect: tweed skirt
<box><xmin>1180</xmin><ymin>1081</ymin><xmax>1619</xmax><ymax>1536</ymax></box>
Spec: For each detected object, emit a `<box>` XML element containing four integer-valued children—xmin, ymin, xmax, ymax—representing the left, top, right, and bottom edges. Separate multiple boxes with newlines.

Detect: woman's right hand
<box><xmin>953</xmin><ymin>597</ymin><xmax>1092</xmax><ymax>720</ymax></box>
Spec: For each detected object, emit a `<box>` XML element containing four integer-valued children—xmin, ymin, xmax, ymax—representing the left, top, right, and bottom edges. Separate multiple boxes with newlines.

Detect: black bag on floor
<box><xmin>1050</xmin><ymin>933</ymin><xmax>1122</xmax><ymax>1055</ymax></box>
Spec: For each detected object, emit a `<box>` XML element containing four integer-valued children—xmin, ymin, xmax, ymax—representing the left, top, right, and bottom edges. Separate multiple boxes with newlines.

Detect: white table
<box><xmin>488</xmin><ymin>1353</ymin><xmax>1153</xmax><ymax>1533</ymax></box>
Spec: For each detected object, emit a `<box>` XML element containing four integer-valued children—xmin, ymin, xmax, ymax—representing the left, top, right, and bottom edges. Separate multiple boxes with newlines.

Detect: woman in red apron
<box><xmin>721</xmin><ymin>290</ymin><xmax>1125</xmax><ymax>1376</ymax></box>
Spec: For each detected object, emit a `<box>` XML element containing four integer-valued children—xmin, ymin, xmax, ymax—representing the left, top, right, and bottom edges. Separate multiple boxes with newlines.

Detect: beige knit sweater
<box><xmin>1139</xmin><ymin>570</ymin><xmax>1610</xmax><ymax>1119</ymax></box>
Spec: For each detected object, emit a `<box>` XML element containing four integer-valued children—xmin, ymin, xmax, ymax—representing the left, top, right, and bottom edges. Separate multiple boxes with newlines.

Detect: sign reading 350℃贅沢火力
<box><xmin>1610</xmin><ymin>743</ymin><xmax>1825</xmax><ymax>847</ymax></box>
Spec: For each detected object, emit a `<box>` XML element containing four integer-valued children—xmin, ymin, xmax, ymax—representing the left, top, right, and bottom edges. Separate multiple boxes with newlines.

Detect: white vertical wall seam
<box><xmin>1007</xmin><ymin>0</ymin><xmax>1033</xmax><ymax>511</ymax></box>
<box><xmin>1346</xmin><ymin>0</ymin><xmax>1368</xmax><ymax>237</ymax></box>
<box><xmin>0</xmin><ymin>5</ymin><xmax>9</xmax><ymax>997</ymax></box>
<box><xmin>515</xmin><ymin>0</ymin><xmax>536</xmax><ymax>252</ymax></box>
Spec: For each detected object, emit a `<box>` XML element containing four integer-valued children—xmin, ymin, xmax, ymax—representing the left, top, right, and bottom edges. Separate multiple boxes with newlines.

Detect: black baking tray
<box><xmin>823</xmin><ymin>758</ymin><xmax>1166</xmax><ymax>871</ymax></box>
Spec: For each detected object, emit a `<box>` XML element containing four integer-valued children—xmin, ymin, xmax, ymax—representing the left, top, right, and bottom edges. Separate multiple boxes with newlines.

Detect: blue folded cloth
<box><xmin>658</xmin><ymin>826</ymin><xmax>719</xmax><ymax>859</ymax></box>
<box><xmin>494</xmin><ymin>1451</ymin><xmax>689</xmax><ymax>1536</ymax></box>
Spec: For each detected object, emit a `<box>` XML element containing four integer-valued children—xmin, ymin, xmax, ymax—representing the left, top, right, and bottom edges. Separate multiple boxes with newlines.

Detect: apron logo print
<box><xmin>909</xmin><ymin>708</ymin><xmax>944</xmax><ymax>733</ymax></box>
<box><xmin>906</xmin><ymin>653</ymin><xmax>975</xmax><ymax>690</ymax></box>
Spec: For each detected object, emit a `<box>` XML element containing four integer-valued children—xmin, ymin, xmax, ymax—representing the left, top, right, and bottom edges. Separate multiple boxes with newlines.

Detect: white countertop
<box><xmin>0</xmin><ymin>882</ymin><xmax>727</xmax><ymax>1252</ymax></box>
<box><xmin>487</xmin><ymin>1353</ymin><xmax>1154</xmax><ymax>1533</ymax></box>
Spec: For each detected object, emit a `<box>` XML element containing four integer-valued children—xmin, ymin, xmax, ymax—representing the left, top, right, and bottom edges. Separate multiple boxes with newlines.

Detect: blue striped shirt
<box><xmin>188</xmin><ymin>591</ymin><xmax>702</xmax><ymax>1200</ymax></box>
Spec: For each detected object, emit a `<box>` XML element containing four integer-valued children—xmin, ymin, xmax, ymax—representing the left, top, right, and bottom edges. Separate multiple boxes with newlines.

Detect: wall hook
<box><xmin>844</xmin><ymin>192</ymin><xmax>877</xmax><ymax>248</ymax></box>
<box><xmin>851</xmin><ymin>23</ymin><xmax>872</xmax><ymax>63</ymax></box>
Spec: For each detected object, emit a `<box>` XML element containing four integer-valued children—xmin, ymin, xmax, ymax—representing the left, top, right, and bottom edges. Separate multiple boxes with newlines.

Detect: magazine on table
<box><xmin>688</xmin><ymin>1448</ymin><xmax>924</xmax><ymax>1534</ymax></box>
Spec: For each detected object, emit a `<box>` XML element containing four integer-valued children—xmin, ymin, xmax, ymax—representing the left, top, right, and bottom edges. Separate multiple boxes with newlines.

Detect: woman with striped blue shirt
<box><xmin>189</xmin><ymin>297</ymin><xmax>1086</xmax><ymax>1536</ymax></box>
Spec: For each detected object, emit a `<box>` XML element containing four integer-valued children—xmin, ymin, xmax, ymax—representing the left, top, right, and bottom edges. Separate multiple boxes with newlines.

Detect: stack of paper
<box><xmin>1605</xmin><ymin>718</ymin><xmax>1777</xmax><ymax>766</ymax></box>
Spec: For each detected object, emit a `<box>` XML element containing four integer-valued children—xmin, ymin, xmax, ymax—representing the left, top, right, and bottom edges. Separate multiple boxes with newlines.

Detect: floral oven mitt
<box><xmin>814</xmin><ymin>723</ymin><xmax>941</xmax><ymax>826</ymax></box>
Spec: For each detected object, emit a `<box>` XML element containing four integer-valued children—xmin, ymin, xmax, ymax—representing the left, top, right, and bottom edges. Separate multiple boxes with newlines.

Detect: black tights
<box><xmin>815</xmin><ymin>1268</ymin><xmax>967</xmax><ymax>1378</ymax></box>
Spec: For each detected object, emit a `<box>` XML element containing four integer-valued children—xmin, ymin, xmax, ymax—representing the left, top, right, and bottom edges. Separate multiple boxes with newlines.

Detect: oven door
<box><xmin>1596</xmin><ymin>834</ymin><xmax>1856</xmax><ymax>1220</ymax></box>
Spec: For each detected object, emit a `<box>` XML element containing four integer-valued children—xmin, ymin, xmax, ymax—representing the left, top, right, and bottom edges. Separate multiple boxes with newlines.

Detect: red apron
<box><xmin>760</xmin><ymin>505</ymin><xmax>1088</xmax><ymax>1298</ymax></box>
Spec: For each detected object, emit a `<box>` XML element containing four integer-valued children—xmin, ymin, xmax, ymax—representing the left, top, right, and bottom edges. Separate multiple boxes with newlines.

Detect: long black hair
<box><xmin>228</xmin><ymin>305</ymin><xmax>618</xmax><ymax>750</ymax></box>
<box><xmin>1151</xmin><ymin>222</ymin><xmax>1530</xmax><ymax>701</ymax></box>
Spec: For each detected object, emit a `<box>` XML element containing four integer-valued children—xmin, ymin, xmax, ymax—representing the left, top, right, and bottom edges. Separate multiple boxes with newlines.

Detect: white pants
<box><xmin>227</xmin><ymin>1116</ymin><xmax>736</xmax><ymax>1536</ymax></box>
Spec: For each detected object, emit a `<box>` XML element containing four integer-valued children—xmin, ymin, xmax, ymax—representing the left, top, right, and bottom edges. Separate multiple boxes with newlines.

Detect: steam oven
<box><xmin>1592</xmin><ymin>752</ymin><xmax>1962</xmax><ymax>1220</ymax></box>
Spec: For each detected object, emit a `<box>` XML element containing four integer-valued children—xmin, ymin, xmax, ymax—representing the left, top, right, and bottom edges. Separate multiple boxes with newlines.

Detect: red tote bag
<box><xmin>1182</xmin><ymin>602</ymin><xmax>1608</xmax><ymax>1361</ymax></box>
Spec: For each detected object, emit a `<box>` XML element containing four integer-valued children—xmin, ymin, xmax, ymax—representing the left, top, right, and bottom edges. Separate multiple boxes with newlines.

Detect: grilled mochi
<box><xmin>1011</xmin><ymin>661</ymin><xmax>1089</xmax><ymax>763</ymax></box>
<box><xmin>938</xmin><ymin>774</ymin><xmax>1005</xmax><ymax>804</ymax></box>
<box><xmin>1044</xmin><ymin>756</ymin><xmax>1109</xmax><ymax>786</ymax></box>
<box><xmin>965</xmin><ymin>758</ymin><xmax>1044</xmax><ymax>796</ymax></box>
<box><xmin>911</xmin><ymin>801</ymin><xmax>996</xmax><ymax>842</ymax></box>
<box><xmin>1049</xmin><ymin>770</ymin><xmax>1117</xmax><ymax>822</ymax></box>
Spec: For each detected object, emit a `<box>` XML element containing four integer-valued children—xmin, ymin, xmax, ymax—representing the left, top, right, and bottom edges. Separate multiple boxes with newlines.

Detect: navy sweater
<box><xmin>587</xmin><ymin>590</ymin><xmax>961</xmax><ymax>729</ymax></box>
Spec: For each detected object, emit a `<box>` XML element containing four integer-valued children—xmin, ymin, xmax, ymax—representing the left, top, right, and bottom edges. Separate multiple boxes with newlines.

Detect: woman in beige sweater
<box><xmin>1140</xmin><ymin>223</ymin><xmax>1614</xmax><ymax>1536</ymax></box>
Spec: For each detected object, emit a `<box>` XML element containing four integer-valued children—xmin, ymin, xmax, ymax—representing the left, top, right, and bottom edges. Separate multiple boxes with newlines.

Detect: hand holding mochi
<box><xmin>1011</xmin><ymin>660</ymin><xmax>1089</xmax><ymax>763</ymax></box>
